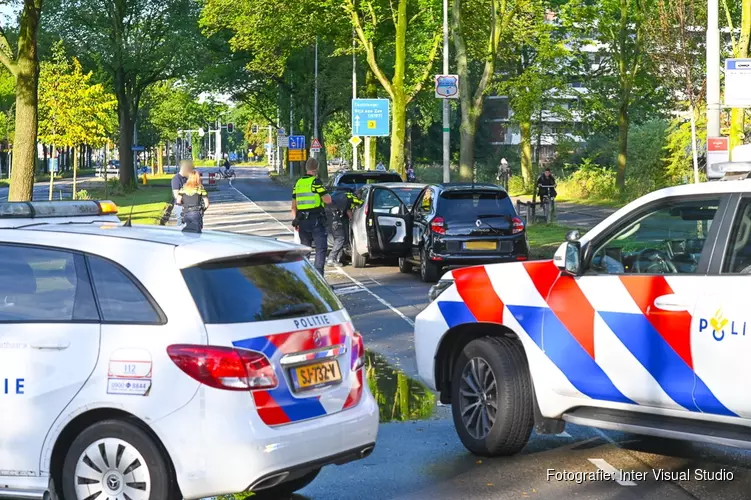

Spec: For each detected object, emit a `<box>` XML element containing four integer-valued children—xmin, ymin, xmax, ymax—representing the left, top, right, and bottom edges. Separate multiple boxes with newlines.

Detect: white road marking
<box><xmin>587</xmin><ymin>459</ymin><xmax>637</xmax><ymax>486</ymax></box>
<box><xmin>230</xmin><ymin>180</ymin><xmax>415</xmax><ymax>328</ymax></box>
<box><xmin>556</xmin><ymin>431</ymin><xmax>572</xmax><ymax>438</ymax></box>
<box><xmin>334</xmin><ymin>285</ymin><xmax>367</xmax><ymax>296</ymax></box>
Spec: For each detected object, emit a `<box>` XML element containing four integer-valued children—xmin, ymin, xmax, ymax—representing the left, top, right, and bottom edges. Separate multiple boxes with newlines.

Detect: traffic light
<box><xmin>227</xmin><ymin>123</ymin><xmax>234</xmax><ymax>133</ymax></box>
<box><xmin>251</xmin><ymin>124</ymin><xmax>258</xmax><ymax>134</ymax></box>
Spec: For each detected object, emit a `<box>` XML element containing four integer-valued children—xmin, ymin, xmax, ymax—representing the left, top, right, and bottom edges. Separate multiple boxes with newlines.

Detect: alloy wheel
<box><xmin>74</xmin><ymin>437</ymin><xmax>152</xmax><ymax>500</ymax></box>
<box><xmin>458</xmin><ymin>357</ymin><xmax>498</xmax><ymax>440</ymax></box>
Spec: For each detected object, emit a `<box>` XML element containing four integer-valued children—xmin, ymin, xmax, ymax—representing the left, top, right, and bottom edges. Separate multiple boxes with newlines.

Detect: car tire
<box><xmin>250</xmin><ymin>469</ymin><xmax>321</xmax><ymax>499</ymax></box>
<box><xmin>420</xmin><ymin>248</ymin><xmax>441</xmax><ymax>282</ymax></box>
<box><xmin>61</xmin><ymin>419</ymin><xmax>180</xmax><ymax>500</ymax></box>
<box><xmin>352</xmin><ymin>234</ymin><xmax>367</xmax><ymax>268</ymax></box>
<box><xmin>398</xmin><ymin>257</ymin><xmax>413</xmax><ymax>274</ymax></box>
<box><xmin>450</xmin><ymin>336</ymin><xmax>534</xmax><ymax>457</ymax></box>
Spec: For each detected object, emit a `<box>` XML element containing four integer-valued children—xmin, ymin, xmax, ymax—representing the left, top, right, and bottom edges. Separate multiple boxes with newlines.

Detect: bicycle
<box><xmin>538</xmin><ymin>184</ymin><xmax>556</xmax><ymax>223</ymax></box>
<box><xmin>216</xmin><ymin>167</ymin><xmax>236</xmax><ymax>180</ymax></box>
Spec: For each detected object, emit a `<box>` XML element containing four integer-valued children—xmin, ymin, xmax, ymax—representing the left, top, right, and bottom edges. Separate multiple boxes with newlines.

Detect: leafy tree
<box><xmin>38</xmin><ymin>41</ymin><xmax>116</xmax><ymax>198</ymax></box>
<box><xmin>453</xmin><ymin>0</ymin><xmax>530</xmax><ymax>180</ymax></box>
<box><xmin>45</xmin><ymin>0</ymin><xmax>202</xmax><ymax>186</ymax></box>
<box><xmin>344</xmin><ymin>0</ymin><xmax>441</xmax><ymax>175</ymax></box>
<box><xmin>562</xmin><ymin>0</ymin><xmax>663</xmax><ymax>189</ymax></box>
<box><xmin>0</xmin><ymin>0</ymin><xmax>42</xmax><ymax>201</ymax></box>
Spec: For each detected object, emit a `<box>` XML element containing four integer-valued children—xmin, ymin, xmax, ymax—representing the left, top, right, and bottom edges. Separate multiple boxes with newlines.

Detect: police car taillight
<box><xmin>167</xmin><ymin>344</ymin><xmax>278</xmax><ymax>391</ymax></box>
<box><xmin>352</xmin><ymin>332</ymin><xmax>365</xmax><ymax>371</ymax></box>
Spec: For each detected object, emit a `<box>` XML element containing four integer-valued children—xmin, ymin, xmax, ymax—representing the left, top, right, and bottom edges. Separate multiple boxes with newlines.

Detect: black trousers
<box><xmin>329</xmin><ymin>217</ymin><xmax>347</xmax><ymax>263</ymax></box>
<box><xmin>298</xmin><ymin>215</ymin><xmax>328</xmax><ymax>275</ymax></box>
<box><xmin>182</xmin><ymin>209</ymin><xmax>203</xmax><ymax>233</ymax></box>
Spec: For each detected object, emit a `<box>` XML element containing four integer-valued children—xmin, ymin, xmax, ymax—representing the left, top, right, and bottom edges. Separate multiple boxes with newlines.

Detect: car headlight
<box><xmin>428</xmin><ymin>279</ymin><xmax>454</xmax><ymax>302</ymax></box>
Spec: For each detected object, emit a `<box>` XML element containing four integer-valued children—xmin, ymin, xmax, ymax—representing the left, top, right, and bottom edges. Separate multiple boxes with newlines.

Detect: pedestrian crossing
<box><xmin>169</xmin><ymin>178</ymin><xmax>296</xmax><ymax>243</ymax></box>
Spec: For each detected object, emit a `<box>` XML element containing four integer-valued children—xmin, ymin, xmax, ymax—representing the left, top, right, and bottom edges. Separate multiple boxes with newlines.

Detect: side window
<box><xmin>372</xmin><ymin>189</ymin><xmax>402</xmax><ymax>213</ymax></box>
<box><xmin>723</xmin><ymin>198</ymin><xmax>751</xmax><ymax>274</ymax></box>
<box><xmin>87</xmin><ymin>255</ymin><xmax>162</xmax><ymax>324</ymax></box>
<box><xmin>415</xmin><ymin>189</ymin><xmax>432</xmax><ymax>216</ymax></box>
<box><xmin>0</xmin><ymin>245</ymin><xmax>98</xmax><ymax>322</ymax></box>
<box><xmin>588</xmin><ymin>198</ymin><xmax>720</xmax><ymax>275</ymax></box>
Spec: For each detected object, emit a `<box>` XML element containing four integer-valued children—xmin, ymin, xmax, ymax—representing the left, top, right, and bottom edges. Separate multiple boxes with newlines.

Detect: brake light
<box><xmin>351</xmin><ymin>332</ymin><xmax>365</xmax><ymax>371</ymax></box>
<box><xmin>167</xmin><ymin>344</ymin><xmax>277</xmax><ymax>391</ymax></box>
<box><xmin>511</xmin><ymin>216</ymin><xmax>524</xmax><ymax>234</ymax></box>
<box><xmin>430</xmin><ymin>216</ymin><xmax>446</xmax><ymax>235</ymax></box>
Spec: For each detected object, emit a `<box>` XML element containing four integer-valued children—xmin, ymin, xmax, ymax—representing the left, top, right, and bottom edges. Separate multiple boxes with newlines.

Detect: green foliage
<box><xmin>664</xmin><ymin>110</ymin><xmax>707</xmax><ymax>184</ymax></box>
<box><xmin>38</xmin><ymin>41</ymin><xmax>117</xmax><ymax>148</ymax></box>
<box><xmin>556</xmin><ymin>161</ymin><xmax>620</xmax><ymax>201</ymax></box>
<box><xmin>74</xmin><ymin>189</ymin><xmax>91</xmax><ymax>200</ymax></box>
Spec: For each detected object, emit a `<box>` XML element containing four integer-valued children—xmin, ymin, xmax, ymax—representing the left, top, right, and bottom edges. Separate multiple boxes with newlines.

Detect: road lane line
<box><xmin>230</xmin><ymin>180</ymin><xmax>415</xmax><ymax>328</ymax></box>
<box><xmin>587</xmin><ymin>459</ymin><xmax>637</xmax><ymax>486</ymax></box>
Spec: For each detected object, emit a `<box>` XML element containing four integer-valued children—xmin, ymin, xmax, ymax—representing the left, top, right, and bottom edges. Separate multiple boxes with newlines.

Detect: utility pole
<box><xmin>314</xmin><ymin>37</ymin><xmax>319</xmax><ymax>160</ymax></box>
<box><xmin>216</xmin><ymin>118</ymin><xmax>222</xmax><ymax>167</ymax></box>
<box><xmin>290</xmin><ymin>92</ymin><xmax>295</xmax><ymax>179</ymax></box>
<box><xmin>352</xmin><ymin>29</ymin><xmax>359</xmax><ymax>171</ymax></box>
<box><xmin>442</xmin><ymin>0</ymin><xmax>450</xmax><ymax>182</ymax></box>
<box><xmin>706</xmin><ymin>0</ymin><xmax>721</xmax><ymax>140</ymax></box>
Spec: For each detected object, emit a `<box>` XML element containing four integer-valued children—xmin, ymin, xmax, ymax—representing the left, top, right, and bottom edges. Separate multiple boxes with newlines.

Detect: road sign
<box><xmin>725</xmin><ymin>59</ymin><xmax>751</xmax><ymax>107</ymax></box>
<box><xmin>131</xmin><ymin>145</ymin><xmax>145</xmax><ymax>151</ymax></box>
<box><xmin>288</xmin><ymin>135</ymin><xmax>306</xmax><ymax>150</ymax></box>
<box><xmin>435</xmin><ymin>74</ymin><xmax>459</xmax><ymax>98</ymax></box>
<box><xmin>278</xmin><ymin>127</ymin><xmax>286</xmax><ymax>136</ymax></box>
<box><xmin>251</xmin><ymin>124</ymin><xmax>259</xmax><ymax>134</ymax></box>
<box><xmin>198</xmin><ymin>127</ymin><xmax>205</xmax><ymax>137</ymax></box>
<box><xmin>278</xmin><ymin>135</ymin><xmax>288</xmax><ymax>148</ymax></box>
<box><xmin>352</xmin><ymin>99</ymin><xmax>390</xmax><ymax>137</ymax></box>
<box><xmin>289</xmin><ymin>149</ymin><xmax>307</xmax><ymax>161</ymax></box>
<box><xmin>349</xmin><ymin>136</ymin><xmax>362</xmax><ymax>147</ymax></box>
<box><xmin>311</xmin><ymin>138</ymin><xmax>322</xmax><ymax>149</ymax></box>
<box><xmin>706</xmin><ymin>137</ymin><xmax>730</xmax><ymax>179</ymax></box>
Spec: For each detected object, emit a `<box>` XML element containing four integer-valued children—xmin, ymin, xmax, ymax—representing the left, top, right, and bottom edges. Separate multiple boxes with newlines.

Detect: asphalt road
<box><xmin>213</xmin><ymin>168</ymin><xmax>751</xmax><ymax>500</ymax></box>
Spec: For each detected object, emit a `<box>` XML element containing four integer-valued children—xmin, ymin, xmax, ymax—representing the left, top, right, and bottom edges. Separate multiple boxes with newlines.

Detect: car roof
<box><xmin>367</xmin><ymin>182</ymin><xmax>426</xmax><ymax>189</ymax></box>
<box><xmin>14</xmin><ymin>222</ymin><xmax>308</xmax><ymax>269</ymax></box>
<box><xmin>435</xmin><ymin>182</ymin><xmax>505</xmax><ymax>191</ymax></box>
<box><xmin>336</xmin><ymin>170</ymin><xmax>401</xmax><ymax>178</ymax></box>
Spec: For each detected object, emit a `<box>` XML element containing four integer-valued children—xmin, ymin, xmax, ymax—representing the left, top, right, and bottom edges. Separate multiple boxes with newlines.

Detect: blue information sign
<box><xmin>288</xmin><ymin>135</ymin><xmax>306</xmax><ymax>150</ymax></box>
<box><xmin>352</xmin><ymin>99</ymin><xmax>390</xmax><ymax>137</ymax></box>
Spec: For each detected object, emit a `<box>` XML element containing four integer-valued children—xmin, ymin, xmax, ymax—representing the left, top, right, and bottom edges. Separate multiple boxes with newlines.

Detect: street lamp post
<box><xmin>313</xmin><ymin>37</ymin><xmax>319</xmax><ymax>161</ymax></box>
<box><xmin>706</xmin><ymin>0</ymin><xmax>721</xmax><ymax>139</ymax></box>
<box><xmin>442</xmin><ymin>0</ymin><xmax>450</xmax><ymax>183</ymax></box>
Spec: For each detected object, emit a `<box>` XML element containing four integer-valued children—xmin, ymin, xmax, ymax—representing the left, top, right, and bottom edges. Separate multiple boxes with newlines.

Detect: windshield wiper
<box><xmin>475</xmin><ymin>214</ymin><xmax>510</xmax><ymax>232</ymax></box>
<box><xmin>269</xmin><ymin>303</ymin><xmax>316</xmax><ymax>319</ymax></box>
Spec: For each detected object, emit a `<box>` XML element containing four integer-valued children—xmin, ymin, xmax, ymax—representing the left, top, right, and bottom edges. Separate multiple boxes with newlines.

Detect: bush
<box><xmin>507</xmin><ymin>176</ymin><xmax>526</xmax><ymax>196</ymax></box>
<box><xmin>557</xmin><ymin>160</ymin><xmax>619</xmax><ymax>201</ymax></box>
<box><xmin>74</xmin><ymin>190</ymin><xmax>91</xmax><ymax>200</ymax></box>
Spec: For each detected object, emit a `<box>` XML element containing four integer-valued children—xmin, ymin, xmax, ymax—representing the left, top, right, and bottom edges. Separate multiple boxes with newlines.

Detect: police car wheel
<box><xmin>62</xmin><ymin>419</ymin><xmax>178</xmax><ymax>500</ymax></box>
<box><xmin>451</xmin><ymin>337</ymin><xmax>534</xmax><ymax>457</ymax></box>
<box><xmin>251</xmin><ymin>469</ymin><xmax>321</xmax><ymax>499</ymax></box>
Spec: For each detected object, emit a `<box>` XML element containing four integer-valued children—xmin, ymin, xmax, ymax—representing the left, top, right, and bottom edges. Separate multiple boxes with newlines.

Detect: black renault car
<box><xmin>359</xmin><ymin>183</ymin><xmax>529</xmax><ymax>281</ymax></box>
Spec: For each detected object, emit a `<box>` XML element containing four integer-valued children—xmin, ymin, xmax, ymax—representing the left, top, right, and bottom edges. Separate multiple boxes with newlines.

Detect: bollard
<box><xmin>142</xmin><ymin>174</ymin><xmax>148</xmax><ymax>185</ymax></box>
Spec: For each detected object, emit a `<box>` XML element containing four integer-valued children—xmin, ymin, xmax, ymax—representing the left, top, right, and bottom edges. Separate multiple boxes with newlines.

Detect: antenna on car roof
<box><xmin>122</xmin><ymin>192</ymin><xmax>137</xmax><ymax>227</ymax></box>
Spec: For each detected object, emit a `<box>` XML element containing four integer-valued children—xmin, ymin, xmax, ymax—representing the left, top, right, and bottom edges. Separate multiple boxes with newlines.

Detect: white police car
<box><xmin>415</xmin><ymin>165</ymin><xmax>751</xmax><ymax>456</ymax></box>
<box><xmin>0</xmin><ymin>201</ymin><xmax>378</xmax><ymax>499</ymax></box>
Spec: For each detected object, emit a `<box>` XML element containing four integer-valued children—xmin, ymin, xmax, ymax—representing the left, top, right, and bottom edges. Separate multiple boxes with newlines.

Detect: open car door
<box><xmin>367</xmin><ymin>186</ymin><xmax>412</xmax><ymax>257</ymax></box>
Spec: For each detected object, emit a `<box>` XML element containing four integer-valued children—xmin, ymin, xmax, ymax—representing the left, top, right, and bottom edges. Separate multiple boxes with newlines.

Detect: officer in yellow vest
<box><xmin>292</xmin><ymin>158</ymin><xmax>332</xmax><ymax>275</ymax></box>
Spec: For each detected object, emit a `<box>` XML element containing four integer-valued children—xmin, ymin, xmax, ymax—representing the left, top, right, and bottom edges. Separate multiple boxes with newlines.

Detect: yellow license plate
<box><xmin>293</xmin><ymin>360</ymin><xmax>342</xmax><ymax>390</ymax></box>
<box><xmin>464</xmin><ymin>241</ymin><xmax>497</xmax><ymax>250</ymax></box>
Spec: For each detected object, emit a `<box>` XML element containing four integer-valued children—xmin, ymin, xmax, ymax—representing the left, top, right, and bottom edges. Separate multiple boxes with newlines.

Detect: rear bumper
<box><xmin>429</xmin><ymin>253</ymin><xmax>528</xmax><ymax>267</ymax></box>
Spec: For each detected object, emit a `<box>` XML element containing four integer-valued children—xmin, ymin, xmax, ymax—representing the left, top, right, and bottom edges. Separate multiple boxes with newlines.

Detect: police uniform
<box><xmin>293</xmin><ymin>175</ymin><xmax>329</xmax><ymax>274</ymax></box>
<box><xmin>326</xmin><ymin>191</ymin><xmax>363</xmax><ymax>266</ymax></box>
<box><xmin>178</xmin><ymin>185</ymin><xmax>207</xmax><ymax>233</ymax></box>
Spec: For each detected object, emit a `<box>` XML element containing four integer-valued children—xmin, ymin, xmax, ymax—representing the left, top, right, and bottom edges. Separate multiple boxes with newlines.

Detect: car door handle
<box><xmin>653</xmin><ymin>294</ymin><xmax>691</xmax><ymax>312</ymax></box>
<box><xmin>29</xmin><ymin>341</ymin><xmax>70</xmax><ymax>350</ymax></box>
<box><xmin>395</xmin><ymin>221</ymin><xmax>402</xmax><ymax>226</ymax></box>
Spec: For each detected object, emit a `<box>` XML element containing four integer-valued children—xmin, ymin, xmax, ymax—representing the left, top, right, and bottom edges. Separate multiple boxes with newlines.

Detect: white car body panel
<box><xmin>0</xmin><ymin>221</ymin><xmax>378</xmax><ymax>499</ymax></box>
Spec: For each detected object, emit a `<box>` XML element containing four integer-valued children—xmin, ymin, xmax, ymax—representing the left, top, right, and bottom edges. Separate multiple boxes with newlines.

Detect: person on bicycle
<box><xmin>537</xmin><ymin>167</ymin><xmax>557</xmax><ymax>201</ymax></box>
<box><xmin>406</xmin><ymin>161</ymin><xmax>416</xmax><ymax>182</ymax></box>
<box><xmin>223</xmin><ymin>156</ymin><xmax>231</xmax><ymax>172</ymax></box>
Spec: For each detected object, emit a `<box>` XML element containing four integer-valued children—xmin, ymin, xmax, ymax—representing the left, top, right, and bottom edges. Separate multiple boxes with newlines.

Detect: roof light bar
<box><xmin>0</xmin><ymin>200</ymin><xmax>119</xmax><ymax>218</ymax></box>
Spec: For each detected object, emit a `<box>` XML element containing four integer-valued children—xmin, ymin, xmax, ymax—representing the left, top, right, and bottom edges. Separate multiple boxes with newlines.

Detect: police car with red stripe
<box><xmin>0</xmin><ymin>201</ymin><xmax>378</xmax><ymax>499</ymax></box>
<box><xmin>415</xmin><ymin>162</ymin><xmax>751</xmax><ymax>455</ymax></box>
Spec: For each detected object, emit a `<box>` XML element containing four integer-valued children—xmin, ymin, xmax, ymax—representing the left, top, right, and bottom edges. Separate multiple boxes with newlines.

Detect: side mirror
<box><xmin>565</xmin><ymin>229</ymin><xmax>581</xmax><ymax>242</ymax></box>
<box><xmin>390</xmin><ymin>206</ymin><xmax>400</xmax><ymax>215</ymax></box>
<box><xmin>554</xmin><ymin>240</ymin><xmax>582</xmax><ymax>275</ymax></box>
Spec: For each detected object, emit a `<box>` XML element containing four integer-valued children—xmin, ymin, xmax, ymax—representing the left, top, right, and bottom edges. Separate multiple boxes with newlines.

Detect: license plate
<box><xmin>291</xmin><ymin>360</ymin><xmax>342</xmax><ymax>391</ymax></box>
<box><xmin>464</xmin><ymin>241</ymin><xmax>497</xmax><ymax>250</ymax></box>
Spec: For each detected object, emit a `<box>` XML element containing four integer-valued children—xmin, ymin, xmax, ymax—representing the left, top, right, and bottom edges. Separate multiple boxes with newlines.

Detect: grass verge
<box><xmin>527</xmin><ymin>223</ymin><xmax>585</xmax><ymax>260</ymax></box>
<box><xmin>269</xmin><ymin>171</ymin><xmax>297</xmax><ymax>188</ymax></box>
<box><xmin>88</xmin><ymin>183</ymin><xmax>172</xmax><ymax>225</ymax></box>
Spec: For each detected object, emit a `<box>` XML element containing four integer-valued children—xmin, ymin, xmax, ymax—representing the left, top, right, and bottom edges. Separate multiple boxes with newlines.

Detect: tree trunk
<box><xmin>73</xmin><ymin>146</ymin><xmax>78</xmax><ymax>199</ymax></box>
<box><xmin>157</xmin><ymin>144</ymin><xmax>164</xmax><ymax>174</ymax></box>
<box><xmin>616</xmin><ymin>101</ymin><xmax>629</xmax><ymax>189</ymax></box>
<box><xmin>388</xmin><ymin>0</ymin><xmax>408</xmax><ymax>176</ymax></box>
<box><xmin>389</xmin><ymin>89</ymin><xmax>407</xmax><ymax>176</ymax></box>
<box><xmin>520</xmin><ymin>120</ymin><xmax>533</xmax><ymax>189</ymax></box>
<box><xmin>7</xmin><ymin>0</ymin><xmax>42</xmax><ymax>201</ymax></box>
<box><xmin>115</xmin><ymin>71</ymin><xmax>134</xmax><ymax>187</ymax></box>
<box><xmin>366</xmin><ymin>66</ymin><xmax>378</xmax><ymax>170</ymax></box>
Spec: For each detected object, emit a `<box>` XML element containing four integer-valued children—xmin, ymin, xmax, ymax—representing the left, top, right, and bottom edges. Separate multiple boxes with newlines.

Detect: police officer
<box><xmin>292</xmin><ymin>158</ymin><xmax>332</xmax><ymax>275</ymax></box>
<box><xmin>326</xmin><ymin>189</ymin><xmax>364</xmax><ymax>267</ymax></box>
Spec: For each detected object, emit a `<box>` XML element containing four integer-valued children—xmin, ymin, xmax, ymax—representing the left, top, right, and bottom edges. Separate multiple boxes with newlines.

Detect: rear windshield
<box><xmin>438</xmin><ymin>190</ymin><xmax>515</xmax><ymax>220</ymax></box>
<box><xmin>391</xmin><ymin>187</ymin><xmax>423</xmax><ymax>208</ymax></box>
<box><xmin>338</xmin><ymin>173</ymin><xmax>402</xmax><ymax>190</ymax></box>
<box><xmin>182</xmin><ymin>254</ymin><xmax>342</xmax><ymax>324</ymax></box>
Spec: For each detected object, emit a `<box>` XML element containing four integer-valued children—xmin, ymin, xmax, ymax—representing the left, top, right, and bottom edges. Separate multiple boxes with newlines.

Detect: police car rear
<box><xmin>0</xmin><ymin>201</ymin><xmax>378</xmax><ymax>500</ymax></box>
